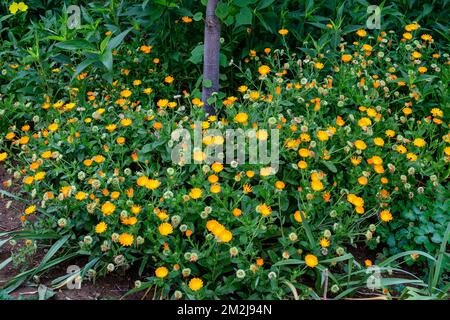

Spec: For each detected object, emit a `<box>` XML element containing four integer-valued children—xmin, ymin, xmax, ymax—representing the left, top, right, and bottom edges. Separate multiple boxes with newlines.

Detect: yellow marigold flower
<box><xmin>316</xmin><ymin>130</ymin><xmax>329</xmax><ymax>141</ymax></box>
<box><xmin>305</xmin><ymin>254</ymin><xmax>318</xmax><ymax>268</ymax></box>
<box><xmin>385</xmin><ymin>130</ymin><xmax>395</xmax><ymax>137</ymax></box>
<box><xmin>356</xmin><ymin>29</ymin><xmax>367</xmax><ymax>37</ymax></box>
<box><xmin>218</xmin><ymin>230</ymin><xmax>233</xmax><ymax>242</ymax></box>
<box><xmin>405</xmin><ymin>23</ymin><xmax>419</xmax><ymax>32</ymax></box>
<box><xmin>143</xmin><ymin>87</ymin><xmax>153</xmax><ymax>94</ymax></box>
<box><xmin>157</xmin><ymin>99</ymin><xmax>169</xmax><ymax>108</ymax></box>
<box><xmin>105</xmin><ymin>124</ymin><xmax>117</xmax><ymax>132</ymax></box>
<box><xmin>418</xmin><ymin>66</ymin><xmax>427</xmax><ymax>74</ymax></box>
<box><xmin>237</xmin><ymin>85</ymin><xmax>248</xmax><ymax>93</ymax></box>
<box><xmin>413</xmin><ymin>138</ymin><xmax>426</xmax><ymax>147</ymax></box>
<box><xmin>155</xmin><ymin>266</ymin><xmax>169</xmax><ymax>278</ymax></box>
<box><xmin>411</xmin><ymin>51</ymin><xmax>422</xmax><ymax>59</ymax></box>
<box><xmin>19</xmin><ymin>136</ymin><xmax>29</xmax><ymax>144</ymax></box>
<box><xmin>358</xmin><ymin>117</ymin><xmax>372</xmax><ymax>127</ymax></box>
<box><xmin>145</xmin><ymin>179</ymin><xmax>160</xmax><ymax>190</ymax></box>
<box><xmin>354</xmin><ymin>140</ymin><xmax>367</xmax><ymax>150</ymax></box>
<box><xmin>210</xmin><ymin>184</ymin><xmax>221</xmax><ymax>194</ymax></box>
<box><xmin>258</xmin><ymin>203</ymin><xmax>272</xmax><ymax>217</ymax></box>
<box><xmin>164</xmin><ymin>76</ymin><xmax>174</xmax><ymax>84</ymax></box>
<box><xmin>380</xmin><ymin>210</ymin><xmax>393</xmax><ymax>222</ymax></box>
<box><xmin>278</xmin><ymin>29</ymin><xmax>289</xmax><ymax>35</ymax></box>
<box><xmin>421</xmin><ymin>34</ymin><xmax>433</xmax><ymax>42</ymax></box>
<box><xmin>0</xmin><ymin>152</ymin><xmax>7</xmax><ymax>162</ymax></box>
<box><xmin>119</xmin><ymin>233</ymin><xmax>134</xmax><ymax>246</ymax></box>
<box><xmin>93</xmin><ymin>155</ymin><xmax>105</xmax><ymax>163</ymax></box>
<box><xmin>406</xmin><ymin>153</ymin><xmax>417</xmax><ymax>161</ymax></box>
<box><xmin>443</xmin><ymin>146</ymin><xmax>450</xmax><ymax>156</ymax></box>
<box><xmin>131</xmin><ymin>205</ymin><xmax>141</xmax><ymax>214</ymax></box>
<box><xmin>48</xmin><ymin>123</ymin><xmax>59</xmax><ymax>132</ymax></box>
<box><xmin>373</xmin><ymin>137</ymin><xmax>385</xmax><ymax>146</ymax></box>
<box><xmin>294</xmin><ymin>210</ymin><xmax>306</xmax><ymax>222</ymax></box>
<box><xmin>121</xmin><ymin>216</ymin><xmax>137</xmax><ymax>225</ymax></box>
<box><xmin>24</xmin><ymin>205</ymin><xmax>36</xmax><ymax>215</ymax></box>
<box><xmin>9</xmin><ymin>2</ymin><xmax>28</xmax><ymax>14</ymax></box>
<box><xmin>120</xmin><ymin>118</ymin><xmax>132</xmax><ymax>126</ymax></box>
<box><xmin>33</xmin><ymin>172</ymin><xmax>45</xmax><ymax>181</ymax></box>
<box><xmin>258</xmin><ymin>65</ymin><xmax>271</xmax><ymax>76</ymax></box>
<box><xmin>311</xmin><ymin>179</ymin><xmax>324</xmax><ymax>191</ymax></box>
<box><xmin>259</xmin><ymin>167</ymin><xmax>272</xmax><ymax>176</ymax></box>
<box><xmin>275</xmin><ymin>181</ymin><xmax>285</xmax><ymax>190</ymax></box>
<box><xmin>74</xmin><ymin>191</ymin><xmax>87</xmax><ymax>201</ymax></box>
<box><xmin>193</xmin><ymin>151</ymin><xmax>206</xmax><ymax>162</ymax></box>
<box><xmin>189</xmin><ymin>188</ymin><xmax>202</xmax><ymax>199</ymax></box>
<box><xmin>140</xmin><ymin>45</ymin><xmax>152</xmax><ymax>53</ymax></box>
<box><xmin>243</xmin><ymin>184</ymin><xmax>253</xmax><ymax>194</ymax></box>
<box><xmin>101</xmin><ymin>201</ymin><xmax>116</xmax><ymax>216</ymax></box>
<box><xmin>403</xmin><ymin>32</ymin><xmax>412</xmax><ymax>40</ymax></box>
<box><xmin>159</xmin><ymin>222</ymin><xmax>174</xmax><ymax>236</ymax></box>
<box><xmin>211</xmin><ymin>162</ymin><xmax>224</xmax><ymax>173</ymax></box>
<box><xmin>208</xmin><ymin>174</ymin><xmax>219</xmax><ymax>184</ymax></box>
<box><xmin>362</xmin><ymin>44</ymin><xmax>372</xmax><ymax>52</ymax></box>
<box><xmin>191</xmin><ymin>97</ymin><xmax>204</xmax><ymax>107</ymax></box>
<box><xmin>5</xmin><ymin>132</ymin><xmax>16</xmax><ymax>140</ymax></box>
<box><xmin>315</xmin><ymin>62</ymin><xmax>324</xmax><ymax>70</ymax></box>
<box><xmin>297</xmin><ymin>160</ymin><xmax>308</xmax><ymax>169</ymax></box>
<box><xmin>319</xmin><ymin>238</ymin><xmax>330</xmax><ymax>248</ymax></box>
<box><xmin>431</xmin><ymin>108</ymin><xmax>443</xmax><ymax>117</ymax></box>
<box><xmin>95</xmin><ymin>222</ymin><xmax>107</xmax><ymax>234</ymax></box>
<box><xmin>232</xmin><ymin>208</ymin><xmax>242</xmax><ymax>217</ymax></box>
<box><xmin>396</xmin><ymin>145</ymin><xmax>407</xmax><ymax>154</ymax></box>
<box><xmin>136</xmin><ymin>176</ymin><xmax>148</xmax><ymax>187</ymax></box>
<box><xmin>188</xmin><ymin>278</ymin><xmax>204</xmax><ymax>291</ymax></box>
<box><xmin>120</xmin><ymin>89</ymin><xmax>132</xmax><ymax>98</ymax></box>
<box><xmin>350</xmin><ymin>157</ymin><xmax>361</xmax><ymax>165</ymax></box>
<box><xmin>341</xmin><ymin>54</ymin><xmax>352</xmax><ymax>63</ymax></box>
<box><xmin>298</xmin><ymin>148</ymin><xmax>310</xmax><ymax>158</ymax></box>
<box><xmin>256</xmin><ymin>129</ymin><xmax>268</xmax><ymax>140</ymax></box>
<box><xmin>182</xmin><ymin>16</ymin><xmax>193</xmax><ymax>23</ymax></box>
<box><xmin>249</xmin><ymin>91</ymin><xmax>259</xmax><ymax>100</ymax></box>
<box><xmin>234</xmin><ymin>112</ymin><xmax>249</xmax><ymax>124</ymax></box>
<box><xmin>23</xmin><ymin>176</ymin><xmax>34</xmax><ymax>184</ymax></box>
<box><xmin>358</xmin><ymin>176</ymin><xmax>368</xmax><ymax>185</ymax></box>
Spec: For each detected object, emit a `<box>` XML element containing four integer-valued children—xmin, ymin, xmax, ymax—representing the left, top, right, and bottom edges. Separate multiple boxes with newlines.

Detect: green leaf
<box><xmin>256</xmin><ymin>0</ymin><xmax>276</xmax><ymax>10</ymax></box>
<box><xmin>100</xmin><ymin>49</ymin><xmax>113</xmax><ymax>72</ymax></box>
<box><xmin>100</xmin><ymin>35</ymin><xmax>112</xmax><ymax>53</ymax></box>
<box><xmin>233</xmin><ymin>0</ymin><xmax>258</xmax><ymax>7</ymax></box>
<box><xmin>106</xmin><ymin>28</ymin><xmax>132</xmax><ymax>51</ymax></box>
<box><xmin>188</xmin><ymin>44</ymin><xmax>204</xmax><ymax>64</ymax></box>
<box><xmin>203</xmin><ymin>79</ymin><xmax>212</xmax><ymax>88</ymax></box>
<box><xmin>215</xmin><ymin>2</ymin><xmax>230</xmax><ymax>20</ymax></box>
<box><xmin>0</xmin><ymin>257</ymin><xmax>12</xmax><ymax>272</ymax></box>
<box><xmin>322</xmin><ymin>161</ymin><xmax>337</xmax><ymax>173</ymax></box>
<box><xmin>55</xmin><ymin>40</ymin><xmax>97</xmax><ymax>52</ymax></box>
<box><xmin>235</xmin><ymin>7</ymin><xmax>253</xmax><ymax>27</ymax></box>
<box><xmin>193</xmin><ymin>12</ymin><xmax>203</xmax><ymax>21</ymax></box>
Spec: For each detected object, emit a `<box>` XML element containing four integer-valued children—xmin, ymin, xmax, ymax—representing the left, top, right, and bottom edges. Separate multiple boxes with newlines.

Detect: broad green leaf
<box><xmin>55</xmin><ymin>39</ymin><xmax>97</xmax><ymax>52</ymax></box>
<box><xmin>100</xmin><ymin>49</ymin><xmax>113</xmax><ymax>72</ymax></box>
<box><xmin>106</xmin><ymin>28</ymin><xmax>132</xmax><ymax>51</ymax></box>
<box><xmin>235</xmin><ymin>6</ymin><xmax>253</xmax><ymax>27</ymax></box>
<box><xmin>233</xmin><ymin>0</ymin><xmax>258</xmax><ymax>7</ymax></box>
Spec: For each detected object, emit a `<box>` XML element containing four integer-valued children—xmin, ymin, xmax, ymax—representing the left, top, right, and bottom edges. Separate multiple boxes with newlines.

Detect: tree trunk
<box><xmin>202</xmin><ymin>0</ymin><xmax>220</xmax><ymax>115</ymax></box>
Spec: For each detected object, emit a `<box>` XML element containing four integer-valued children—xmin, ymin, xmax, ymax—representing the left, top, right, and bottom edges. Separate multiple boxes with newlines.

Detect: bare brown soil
<box><xmin>0</xmin><ymin>165</ymin><xmax>141</xmax><ymax>300</ymax></box>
